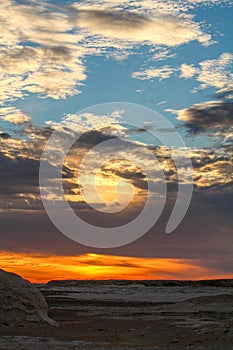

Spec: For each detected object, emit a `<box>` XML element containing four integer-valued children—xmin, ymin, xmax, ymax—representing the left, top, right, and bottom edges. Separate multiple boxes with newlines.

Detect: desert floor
<box><xmin>0</xmin><ymin>280</ymin><xmax>232</xmax><ymax>349</ymax></box>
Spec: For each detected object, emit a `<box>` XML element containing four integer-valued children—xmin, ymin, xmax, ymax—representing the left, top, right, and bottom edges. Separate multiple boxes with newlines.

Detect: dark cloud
<box><xmin>0</xmin><ymin>150</ymin><xmax>76</xmax><ymax>212</ymax></box>
<box><xmin>177</xmin><ymin>101</ymin><xmax>233</xmax><ymax>135</ymax></box>
<box><xmin>0</xmin><ymin>153</ymin><xmax>40</xmax><ymax>194</ymax></box>
<box><xmin>77</xmin><ymin>130</ymin><xmax>117</xmax><ymax>147</ymax></box>
<box><xmin>214</xmin><ymin>90</ymin><xmax>233</xmax><ymax>100</ymax></box>
<box><xmin>41</xmin><ymin>46</ymin><xmax>73</xmax><ymax>62</ymax></box>
<box><xmin>27</xmin><ymin>125</ymin><xmax>54</xmax><ymax>139</ymax></box>
<box><xmin>101</xmin><ymin>163</ymin><xmax>148</xmax><ymax>190</ymax></box>
<box><xmin>191</xmin><ymin>151</ymin><xmax>230</xmax><ymax>169</ymax></box>
<box><xmin>0</xmin><ymin>122</ymin><xmax>232</xmax><ymax>278</ymax></box>
<box><xmin>75</xmin><ymin>8</ymin><xmax>149</xmax><ymax>31</ymax></box>
<box><xmin>0</xmin><ymin>132</ymin><xmax>11</xmax><ymax>139</ymax></box>
<box><xmin>0</xmin><ymin>187</ymin><xmax>232</xmax><ymax>274</ymax></box>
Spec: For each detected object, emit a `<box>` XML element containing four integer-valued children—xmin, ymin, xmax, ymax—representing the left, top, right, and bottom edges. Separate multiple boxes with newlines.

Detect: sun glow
<box><xmin>0</xmin><ymin>251</ymin><xmax>230</xmax><ymax>284</ymax></box>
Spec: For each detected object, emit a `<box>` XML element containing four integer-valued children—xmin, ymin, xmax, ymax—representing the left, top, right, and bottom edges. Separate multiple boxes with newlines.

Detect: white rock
<box><xmin>0</xmin><ymin>269</ymin><xmax>56</xmax><ymax>326</ymax></box>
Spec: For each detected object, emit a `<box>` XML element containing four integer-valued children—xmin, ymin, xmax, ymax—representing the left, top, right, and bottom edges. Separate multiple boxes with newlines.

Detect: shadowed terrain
<box><xmin>0</xmin><ymin>279</ymin><xmax>232</xmax><ymax>349</ymax></box>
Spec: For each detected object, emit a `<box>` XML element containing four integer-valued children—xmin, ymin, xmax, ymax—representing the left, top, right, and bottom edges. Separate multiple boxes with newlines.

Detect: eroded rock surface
<box><xmin>0</xmin><ymin>269</ymin><xmax>56</xmax><ymax>327</ymax></box>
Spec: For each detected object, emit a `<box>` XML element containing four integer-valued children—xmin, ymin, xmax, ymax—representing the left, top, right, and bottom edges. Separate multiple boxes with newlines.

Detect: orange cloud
<box><xmin>0</xmin><ymin>251</ymin><xmax>231</xmax><ymax>283</ymax></box>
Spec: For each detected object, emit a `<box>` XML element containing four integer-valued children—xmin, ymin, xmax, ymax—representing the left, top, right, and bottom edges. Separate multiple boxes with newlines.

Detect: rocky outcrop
<box><xmin>0</xmin><ymin>269</ymin><xmax>56</xmax><ymax>327</ymax></box>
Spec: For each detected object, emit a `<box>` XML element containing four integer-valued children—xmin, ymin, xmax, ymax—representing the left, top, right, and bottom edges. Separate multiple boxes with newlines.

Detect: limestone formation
<box><xmin>0</xmin><ymin>269</ymin><xmax>56</xmax><ymax>326</ymax></box>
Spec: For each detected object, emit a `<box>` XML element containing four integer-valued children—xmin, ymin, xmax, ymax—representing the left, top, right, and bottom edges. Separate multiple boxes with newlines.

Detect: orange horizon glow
<box><xmin>0</xmin><ymin>251</ymin><xmax>232</xmax><ymax>284</ymax></box>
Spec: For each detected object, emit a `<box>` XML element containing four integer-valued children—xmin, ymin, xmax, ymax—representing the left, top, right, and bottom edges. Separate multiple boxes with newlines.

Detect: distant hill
<box><xmin>46</xmin><ymin>279</ymin><xmax>233</xmax><ymax>288</ymax></box>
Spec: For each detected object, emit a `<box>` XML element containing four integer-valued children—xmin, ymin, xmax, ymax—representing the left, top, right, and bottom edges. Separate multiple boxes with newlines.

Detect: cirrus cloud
<box><xmin>132</xmin><ymin>66</ymin><xmax>177</xmax><ymax>80</ymax></box>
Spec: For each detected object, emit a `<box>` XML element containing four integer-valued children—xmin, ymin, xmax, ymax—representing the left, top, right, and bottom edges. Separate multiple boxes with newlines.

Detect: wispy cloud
<box><xmin>0</xmin><ymin>107</ymin><xmax>32</xmax><ymax>124</ymax></box>
<box><xmin>132</xmin><ymin>66</ymin><xmax>177</xmax><ymax>80</ymax></box>
<box><xmin>132</xmin><ymin>52</ymin><xmax>233</xmax><ymax>97</ymax></box>
<box><xmin>196</xmin><ymin>52</ymin><xmax>233</xmax><ymax>94</ymax></box>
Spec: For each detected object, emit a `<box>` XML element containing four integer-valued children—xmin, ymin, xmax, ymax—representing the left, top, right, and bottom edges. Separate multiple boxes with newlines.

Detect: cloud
<box><xmin>0</xmin><ymin>185</ymin><xmax>232</xmax><ymax>280</ymax></box>
<box><xmin>0</xmin><ymin>0</ymin><xmax>231</xmax><ymax>107</ymax></box>
<box><xmin>74</xmin><ymin>8</ymin><xmax>211</xmax><ymax>47</ymax></box>
<box><xmin>1</xmin><ymin>116</ymin><xmax>232</xmax><ymax>220</ymax></box>
<box><xmin>179</xmin><ymin>63</ymin><xmax>198</xmax><ymax>79</ymax></box>
<box><xmin>181</xmin><ymin>53</ymin><xmax>233</xmax><ymax>95</ymax></box>
<box><xmin>0</xmin><ymin>0</ymin><xmax>83</xmax><ymax>47</ymax></box>
<box><xmin>196</xmin><ymin>52</ymin><xmax>233</xmax><ymax>94</ymax></box>
<box><xmin>167</xmin><ymin>100</ymin><xmax>233</xmax><ymax>188</ymax></box>
<box><xmin>0</xmin><ymin>0</ymin><xmax>214</xmax><ymax>105</ymax></box>
<box><xmin>175</xmin><ymin>100</ymin><xmax>233</xmax><ymax>135</ymax></box>
<box><xmin>0</xmin><ymin>115</ymin><xmax>232</xmax><ymax>278</ymax></box>
<box><xmin>187</xmin><ymin>0</ymin><xmax>231</xmax><ymax>4</ymax></box>
<box><xmin>100</xmin><ymin>159</ymin><xmax>148</xmax><ymax>190</ymax></box>
<box><xmin>76</xmin><ymin>8</ymin><xmax>149</xmax><ymax>33</ymax></box>
<box><xmin>0</xmin><ymin>1</ymin><xmax>87</xmax><ymax>103</ymax></box>
<box><xmin>57</xmin><ymin>110</ymin><xmax>125</xmax><ymax>135</ymax></box>
<box><xmin>80</xmin><ymin>0</ymin><xmax>231</xmax><ymax>15</ymax></box>
<box><xmin>152</xmin><ymin>48</ymin><xmax>177</xmax><ymax>61</ymax></box>
<box><xmin>132</xmin><ymin>53</ymin><xmax>233</xmax><ymax>96</ymax></box>
<box><xmin>0</xmin><ymin>107</ymin><xmax>32</xmax><ymax>124</ymax></box>
<box><xmin>0</xmin><ymin>132</ymin><xmax>11</xmax><ymax>139</ymax></box>
<box><xmin>0</xmin><ymin>151</ymin><xmax>41</xmax><ymax>210</ymax></box>
<box><xmin>132</xmin><ymin>65</ymin><xmax>177</xmax><ymax>80</ymax></box>
<box><xmin>0</xmin><ymin>44</ymin><xmax>86</xmax><ymax>103</ymax></box>
<box><xmin>190</xmin><ymin>146</ymin><xmax>233</xmax><ymax>189</ymax></box>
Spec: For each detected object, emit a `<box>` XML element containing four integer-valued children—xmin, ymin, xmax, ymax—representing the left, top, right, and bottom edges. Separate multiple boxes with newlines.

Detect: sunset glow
<box><xmin>0</xmin><ymin>251</ymin><xmax>231</xmax><ymax>284</ymax></box>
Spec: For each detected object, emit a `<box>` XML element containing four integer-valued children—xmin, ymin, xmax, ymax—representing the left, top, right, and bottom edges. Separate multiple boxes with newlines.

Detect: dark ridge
<box><xmin>45</xmin><ymin>279</ymin><xmax>233</xmax><ymax>288</ymax></box>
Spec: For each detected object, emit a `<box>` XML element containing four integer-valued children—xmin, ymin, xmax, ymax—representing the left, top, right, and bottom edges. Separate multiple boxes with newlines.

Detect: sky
<box><xmin>0</xmin><ymin>0</ymin><xmax>232</xmax><ymax>282</ymax></box>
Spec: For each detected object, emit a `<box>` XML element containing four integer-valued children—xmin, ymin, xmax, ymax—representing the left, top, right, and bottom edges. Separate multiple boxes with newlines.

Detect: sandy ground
<box><xmin>0</xmin><ymin>281</ymin><xmax>232</xmax><ymax>349</ymax></box>
<box><xmin>0</xmin><ymin>336</ymin><xmax>232</xmax><ymax>350</ymax></box>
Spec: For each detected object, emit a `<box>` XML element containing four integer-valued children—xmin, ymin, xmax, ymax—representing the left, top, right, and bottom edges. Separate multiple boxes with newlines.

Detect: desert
<box><xmin>0</xmin><ymin>271</ymin><xmax>232</xmax><ymax>350</ymax></box>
